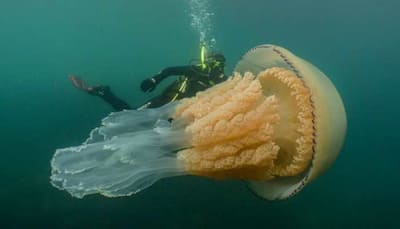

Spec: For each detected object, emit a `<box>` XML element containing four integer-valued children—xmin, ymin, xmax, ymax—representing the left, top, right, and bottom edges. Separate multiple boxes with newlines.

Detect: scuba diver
<box><xmin>69</xmin><ymin>48</ymin><xmax>227</xmax><ymax>111</ymax></box>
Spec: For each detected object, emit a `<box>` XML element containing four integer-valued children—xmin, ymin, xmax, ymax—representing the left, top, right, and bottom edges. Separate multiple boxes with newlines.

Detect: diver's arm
<box><xmin>153</xmin><ymin>66</ymin><xmax>195</xmax><ymax>82</ymax></box>
<box><xmin>141</xmin><ymin>65</ymin><xmax>196</xmax><ymax>92</ymax></box>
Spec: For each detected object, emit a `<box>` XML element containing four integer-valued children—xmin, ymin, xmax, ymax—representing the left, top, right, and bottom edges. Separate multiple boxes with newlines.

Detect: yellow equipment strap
<box><xmin>200</xmin><ymin>42</ymin><xmax>206</xmax><ymax>70</ymax></box>
<box><xmin>171</xmin><ymin>78</ymin><xmax>188</xmax><ymax>101</ymax></box>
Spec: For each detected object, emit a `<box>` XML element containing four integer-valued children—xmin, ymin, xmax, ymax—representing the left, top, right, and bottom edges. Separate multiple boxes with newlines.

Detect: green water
<box><xmin>1</xmin><ymin>0</ymin><xmax>398</xmax><ymax>228</ymax></box>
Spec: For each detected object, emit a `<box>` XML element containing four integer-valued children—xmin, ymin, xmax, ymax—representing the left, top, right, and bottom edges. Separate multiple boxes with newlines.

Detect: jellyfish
<box><xmin>50</xmin><ymin>44</ymin><xmax>347</xmax><ymax>200</ymax></box>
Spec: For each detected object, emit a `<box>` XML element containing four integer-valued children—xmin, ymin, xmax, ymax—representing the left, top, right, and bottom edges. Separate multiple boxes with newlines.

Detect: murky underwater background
<box><xmin>1</xmin><ymin>0</ymin><xmax>399</xmax><ymax>228</ymax></box>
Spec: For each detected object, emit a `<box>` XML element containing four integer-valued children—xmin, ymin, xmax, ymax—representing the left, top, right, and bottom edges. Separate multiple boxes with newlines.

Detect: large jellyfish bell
<box><xmin>234</xmin><ymin>45</ymin><xmax>347</xmax><ymax>200</ymax></box>
<box><xmin>50</xmin><ymin>44</ymin><xmax>347</xmax><ymax>201</ymax></box>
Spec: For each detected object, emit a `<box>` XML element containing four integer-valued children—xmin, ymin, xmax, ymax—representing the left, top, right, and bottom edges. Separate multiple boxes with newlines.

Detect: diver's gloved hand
<box><xmin>140</xmin><ymin>77</ymin><xmax>159</xmax><ymax>92</ymax></box>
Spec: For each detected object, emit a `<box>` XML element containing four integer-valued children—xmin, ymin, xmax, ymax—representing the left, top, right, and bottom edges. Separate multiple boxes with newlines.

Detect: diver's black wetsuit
<box><xmin>138</xmin><ymin>65</ymin><xmax>226</xmax><ymax>109</ymax></box>
<box><xmin>92</xmin><ymin>64</ymin><xmax>226</xmax><ymax>111</ymax></box>
<box><xmin>88</xmin><ymin>86</ymin><xmax>131</xmax><ymax>111</ymax></box>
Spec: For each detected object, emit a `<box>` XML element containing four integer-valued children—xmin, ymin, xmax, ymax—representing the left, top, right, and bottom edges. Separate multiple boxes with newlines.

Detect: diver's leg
<box><xmin>69</xmin><ymin>75</ymin><xmax>131</xmax><ymax>111</ymax></box>
<box><xmin>135</xmin><ymin>81</ymin><xmax>181</xmax><ymax>110</ymax></box>
<box><xmin>135</xmin><ymin>94</ymin><xmax>171</xmax><ymax>110</ymax></box>
<box><xmin>89</xmin><ymin>86</ymin><xmax>131</xmax><ymax>111</ymax></box>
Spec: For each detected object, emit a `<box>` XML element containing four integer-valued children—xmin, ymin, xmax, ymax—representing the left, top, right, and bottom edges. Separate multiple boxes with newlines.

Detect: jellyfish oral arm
<box><xmin>50</xmin><ymin>103</ymin><xmax>189</xmax><ymax>198</ymax></box>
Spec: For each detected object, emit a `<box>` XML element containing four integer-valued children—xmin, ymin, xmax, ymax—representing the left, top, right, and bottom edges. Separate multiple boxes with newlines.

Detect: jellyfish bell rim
<box><xmin>234</xmin><ymin>44</ymin><xmax>347</xmax><ymax>200</ymax></box>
